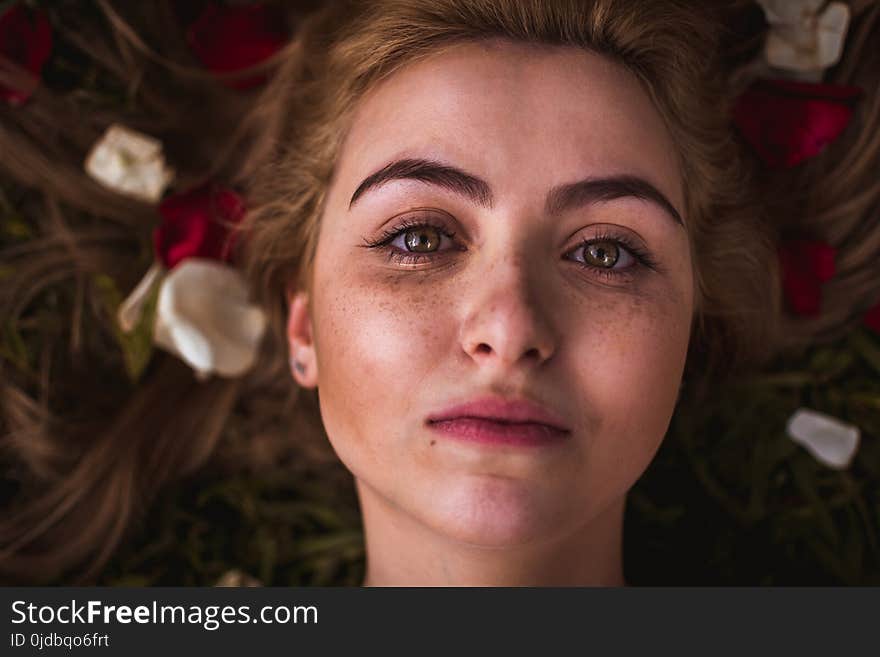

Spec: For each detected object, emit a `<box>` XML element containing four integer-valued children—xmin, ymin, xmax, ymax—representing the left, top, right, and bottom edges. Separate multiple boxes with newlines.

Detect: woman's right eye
<box><xmin>376</xmin><ymin>222</ymin><xmax>461</xmax><ymax>265</ymax></box>
<box><xmin>361</xmin><ymin>215</ymin><xmax>461</xmax><ymax>263</ymax></box>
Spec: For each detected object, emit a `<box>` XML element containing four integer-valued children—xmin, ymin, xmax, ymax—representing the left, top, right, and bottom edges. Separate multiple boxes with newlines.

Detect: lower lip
<box><xmin>427</xmin><ymin>418</ymin><xmax>570</xmax><ymax>447</ymax></box>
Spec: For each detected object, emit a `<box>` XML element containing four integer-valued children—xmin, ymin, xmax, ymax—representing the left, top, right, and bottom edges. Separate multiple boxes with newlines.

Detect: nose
<box><xmin>458</xmin><ymin>249</ymin><xmax>558</xmax><ymax>371</ymax></box>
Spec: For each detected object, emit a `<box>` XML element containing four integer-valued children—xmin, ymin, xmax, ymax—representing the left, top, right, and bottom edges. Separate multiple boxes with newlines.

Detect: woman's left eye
<box><xmin>564</xmin><ymin>235</ymin><xmax>657</xmax><ymax>282</ymax></box>
<box><xmin>572</xmin><ymin>239</ymin><xmax>633</xmax><ymax>268</ymax></box>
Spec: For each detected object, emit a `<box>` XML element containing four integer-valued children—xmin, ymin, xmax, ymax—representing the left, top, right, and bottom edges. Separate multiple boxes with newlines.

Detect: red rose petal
<box><xmin>733</xmin><ymin>79</ymin><xmax>863</xmax><ymax>168</ymax></box>
<box><xmin>186</xmin><ymin>2</ymin><xmax>287</xmax><ymax>91</ymax></box>
<box><xmin>799</xmin><ymin>241</ymin><xmax>836</xmax><ymax>283</ymax></box>
<box><xmin>759</xmin><ymin>79</ymin><xmax>863</xmax><ymax>103</ymax></box>
<box><xmin>864</xmin><ymin>302</ymin><xmax>880</xmax><ymax>334</ymax></box>
<box><xmin>154</xmin><ymin>183</ymin><xmax>246</xmax><ymax>269</ymax></box>
<box><xmin>0</xmin><ymin>5</ymin><xmax>52</xmax><ymax>105</ymax></box>
<box><xmin>778</xmin><ymin>240</ymin><xmax>837</xmax><ymax>317</ymax></box>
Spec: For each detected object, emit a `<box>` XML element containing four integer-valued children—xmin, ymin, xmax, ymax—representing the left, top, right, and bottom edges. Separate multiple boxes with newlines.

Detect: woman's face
<box><xmin>289</xmin><ymin>39</ymin><xmax>694</xmax><ymax>548</ymax></box>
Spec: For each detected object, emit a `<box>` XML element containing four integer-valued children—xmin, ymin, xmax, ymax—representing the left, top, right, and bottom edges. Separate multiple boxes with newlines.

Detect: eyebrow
<box><xmin>348</xmin><ymin>157</ymin><xmax>684</xmax><ymax>228</ymax></box>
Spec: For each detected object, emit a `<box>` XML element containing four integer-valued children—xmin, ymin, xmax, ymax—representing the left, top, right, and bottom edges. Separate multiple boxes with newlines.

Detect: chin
<box><xmin>425</xmin><ymin>474</ymin><xmax>573</xmax><ymax>548</ymax></box>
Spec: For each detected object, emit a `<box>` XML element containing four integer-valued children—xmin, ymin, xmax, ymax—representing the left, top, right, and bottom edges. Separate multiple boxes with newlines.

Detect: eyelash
<box><xmin>361</xmin><ymin>216</ymin><xmax>660</xmax><ymax>281</ymax></box>
<box><xmin>574</xmin><ymin>230</ymin><xmax>660</xmax><ymax>281</ymax></box>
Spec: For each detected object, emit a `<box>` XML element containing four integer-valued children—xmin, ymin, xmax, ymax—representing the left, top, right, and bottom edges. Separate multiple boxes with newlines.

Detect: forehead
<box><xmin>336</xmin><ymin>38</ymin><xmax>684</xmax><ymax>214</ymax></box>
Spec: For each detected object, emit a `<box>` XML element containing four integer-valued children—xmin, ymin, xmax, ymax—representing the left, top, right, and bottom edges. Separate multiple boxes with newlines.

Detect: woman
<box><xmin>243</xmin><ymin>0</ymin><xmax>776</xmax><ymax>585</ymax></box>
<box><xmin>1</xmin><ymin>0</ymin><xmax>876</xmax><ymax>584</ymax></box>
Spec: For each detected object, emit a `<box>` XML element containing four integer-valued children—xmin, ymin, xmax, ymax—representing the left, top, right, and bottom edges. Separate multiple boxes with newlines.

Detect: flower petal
<box><xmin>156</xmin><ymin>317</ymin><xmax>214</xmax><ymax>375</ymax></box>
<box><xmin>0</xmin><ymin>6</ymin><xmax>52</xmax><ymax>106</ymax></box>
<box><xmin>764</xmin><ymin>2</ymin><xmax>850</xmax><ymax>75</ymax></box>
<box><xmin>817</xmin><ymin>3</ymin><xmax>851</xmax><ymax>64</ymax></box>
<box><xmin>153</xmin><ymin>183</ymin><xmax>245</xmax><ymax>268</ymax></box>
<box><xmin>186</xmin><ymin>2</ymin><xmax>287</xmax><ymax>91</ymax></box>
<box><xmin>84</xmin><ymin>124</ymin><xmax>175</xmax><ymax>203</ymax></box>
<box><xmin>865</xmin><ymin>301</ymin><xmax>880</xmax><ymax>334</ymax></box>
<box><xmin>778</xmin><ymin>240</ymin><xmax>836</xmax><ymax>316</ymax></box>
<box><xmin>786</xmin><ymin>407</ymin><xmax>860</xmax><ymax>469</ymax></box>
<box><xmin>758</xmin><ymin>0</ymin><xmax>824</xmax><ymax>25</ymax></box>
<box><xmin>733</xmin><ymin>79</ymin><xmax>862</xmax><ymax>168</ymax></box>
<box><xmin>214</xmin><ymin>569</ymin><xmax>263</xmax><ymax>587</ymax></box>
<box><xmin>118</xmin><ymin>262</ymin><xmax>165</xmax><ymax>333</ymax></box>
<box><xmin>153</xmin><ymin>259</ymin><xmax>266</xmax><ymax>378</ymax></box>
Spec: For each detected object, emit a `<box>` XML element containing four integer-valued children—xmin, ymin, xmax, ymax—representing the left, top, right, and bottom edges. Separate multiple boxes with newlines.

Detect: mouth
<box><xmin>426</xmin><ymin>417</ymin><xmax>571</xmax><ymax>447</ymax></box>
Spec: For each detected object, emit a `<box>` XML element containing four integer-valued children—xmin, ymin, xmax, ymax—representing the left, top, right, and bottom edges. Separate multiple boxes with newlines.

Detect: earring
<box><xmin>290</xmin><ymin>356</ymin><xmax>306</xmax><ymax>374</ymax></box>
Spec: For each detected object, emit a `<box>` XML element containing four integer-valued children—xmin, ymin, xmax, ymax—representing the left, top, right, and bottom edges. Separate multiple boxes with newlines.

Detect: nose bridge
<box><xmin>459</xmin><ymin>238</ymin><xmax>556</xmax><ymax>367</ymax></box>
<box><xmin>484</xmin><ymin>244</ymin><xmax>536</xmax><ymax>306</ymax></box>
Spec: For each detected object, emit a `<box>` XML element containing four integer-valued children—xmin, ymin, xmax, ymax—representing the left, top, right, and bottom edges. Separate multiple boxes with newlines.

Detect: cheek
<box><xmin>565</xmin><ymin>284</ymin><xmax>691</xmax><ymax>489</ymax></box>
<box><xmin>310</xmin><ymin>263</ymin><xmax>451</xmax><ymax>469</ymax></box>
<box><xmin>316</xmin><ymin>270</ymin><xmax>448</xmax><ymax>381</ymax></box>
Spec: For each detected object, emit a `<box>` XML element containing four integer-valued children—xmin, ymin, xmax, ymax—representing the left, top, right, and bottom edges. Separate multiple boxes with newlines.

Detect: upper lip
<box><xmin>427</xmin><ymin>395</ymin><xmax>571</xmax><ymax>432</ymax></box>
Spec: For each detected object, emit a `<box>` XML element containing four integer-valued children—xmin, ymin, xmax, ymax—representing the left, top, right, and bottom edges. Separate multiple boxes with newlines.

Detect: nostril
<box><xmin>475</xmin><ymin>343</ymin><xmax>492</xmax><ymax>355</ymax></box>
<box><xmin>524</xmin><ymin>347</ymin><xmax>541</xmax><ymax>360</ymax></box>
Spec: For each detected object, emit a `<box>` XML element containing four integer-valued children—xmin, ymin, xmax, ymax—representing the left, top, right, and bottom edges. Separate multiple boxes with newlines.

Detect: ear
<box><xmin>287</xmin><ymin>290</ymin><xmax>318</xmax><ymax>388</ymax></box>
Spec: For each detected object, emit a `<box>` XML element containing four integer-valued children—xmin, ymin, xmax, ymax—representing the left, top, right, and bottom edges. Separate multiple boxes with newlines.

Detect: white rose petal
<box><xmin>84</xmin><ymin>123</ymin><xmax>175</xmax><ymax>203</ymax></box>
<box><xmin>815</xmin><ymin>3</ymin><xmax>850</xmax><ymax>65</ymax></box>
<box><xmin>760</xmin><ymin>1</ymin><xmax>850</xmax><ymax>79</ymax></box>
<box><xmin>786</xmin><ymin>407</ymin><xmax>860</xmax><ymax>470</ymax></box>
<box><xmin>759</xmin><ymin>0</ymin><xmax>824</xmax><ymax>25</ymax></box>
<box><xmin>153</xmin><ymin>259</ymin><xmax>267</xmax><ymax>378</ymax></box>
<box><xmin>214</xmin><ymin>569</ymin><xmax>263</xmax><ymax>587</ymax></box>
<box><xmin>118</xmin><ymin>262</ymin><xmax>165</xmax><ymax>333</ymax></box>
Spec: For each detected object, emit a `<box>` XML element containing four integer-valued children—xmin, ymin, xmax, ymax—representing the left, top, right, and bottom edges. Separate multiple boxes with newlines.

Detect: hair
<box><xmin>1</xmin><ymin>0</ymin><xmax>878</xmax><ymax>583</ymax></box>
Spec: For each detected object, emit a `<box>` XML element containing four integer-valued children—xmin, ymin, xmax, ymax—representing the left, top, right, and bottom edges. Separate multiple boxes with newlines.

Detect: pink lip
<box><xmin>426</xmin><ymin>396</ymin><xmax>571</xmax><ymax>447</ymax></box>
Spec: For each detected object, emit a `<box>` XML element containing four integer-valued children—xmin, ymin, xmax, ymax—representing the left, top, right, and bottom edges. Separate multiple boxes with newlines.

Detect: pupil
<box><xmin>406</xmin><ymin>227</ymin><xmax>438</xmax><ymax>252</ymax></box>
<box><xmin>588</xmin><ymin>241</ymin><xmax>618</xmax><ymax>267</ymax></box>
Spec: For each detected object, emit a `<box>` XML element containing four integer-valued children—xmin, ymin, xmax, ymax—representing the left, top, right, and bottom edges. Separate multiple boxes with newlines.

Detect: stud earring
<box><xmin>291</xmin><ymin>357</ymin><xmax>306</xmax><ymax>375</ymax></box>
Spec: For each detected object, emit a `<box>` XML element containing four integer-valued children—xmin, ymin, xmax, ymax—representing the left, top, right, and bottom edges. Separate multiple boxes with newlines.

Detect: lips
<box><xmin>426</xmin><ymin>396</ymin><xmax>571</xmax><ymax>447</ymax></box>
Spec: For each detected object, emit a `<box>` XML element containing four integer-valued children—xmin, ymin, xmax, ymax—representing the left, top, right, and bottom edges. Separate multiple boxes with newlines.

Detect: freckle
<box><xmin>420</xmin><ymin>322</ymin><xmax>434</xmax><ymax>342</ymax></box>
<box><xmin>430</xmin><ymin>440</ymin><xmax>436</xmax><ymax>446</ymax></box>
<box><xmin>378</xmin><ymin>298</ymin><xmax>395</xmax><ymax>315</ymax></box>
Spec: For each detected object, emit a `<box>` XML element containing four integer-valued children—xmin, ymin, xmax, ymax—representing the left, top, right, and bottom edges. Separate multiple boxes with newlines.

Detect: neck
<box><xmin>357</xmin><ymin>481</ymin><xmax>626</xmax><ymax>587</ymax></box>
